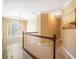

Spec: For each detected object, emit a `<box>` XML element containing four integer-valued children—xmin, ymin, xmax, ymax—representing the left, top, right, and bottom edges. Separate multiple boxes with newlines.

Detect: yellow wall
<box><xmin>61</xmin><ymin>0</ymin><xmax>76</xmax><ymax>58</ymax></box>
<box><xmin>2</xmin><ymin>17</ymin><xmax>7</xmax><ymax>59</ymax></box>
<box><xmin>37</xmin><ymin>13</ymin><xmax>61</xmax><ymax>44</ymax></box>
<box><xmin>48</xmin><ymin>14</ymin><xmax>61</xmax><ymax>38</ymax></box>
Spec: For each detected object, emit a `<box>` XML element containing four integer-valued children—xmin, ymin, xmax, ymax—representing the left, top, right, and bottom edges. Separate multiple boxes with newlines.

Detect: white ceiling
<box><xmin>3</xmin><ymin>0</ymin><xmax>69</xmax><ymax>20</ymax></box>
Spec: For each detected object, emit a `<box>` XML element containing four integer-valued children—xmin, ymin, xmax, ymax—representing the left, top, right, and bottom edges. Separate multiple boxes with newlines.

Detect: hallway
<box><xmin>2</xmin><ymin>0</ymin><xmax>76</xmax><ymax>59</ymax></box>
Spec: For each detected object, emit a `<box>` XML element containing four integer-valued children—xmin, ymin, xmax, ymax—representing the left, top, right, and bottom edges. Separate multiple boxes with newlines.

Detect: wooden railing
<box><xmin>22</xmin><ymin>32</ymin><xmax>57</xmax><ymax>59</ymax></box>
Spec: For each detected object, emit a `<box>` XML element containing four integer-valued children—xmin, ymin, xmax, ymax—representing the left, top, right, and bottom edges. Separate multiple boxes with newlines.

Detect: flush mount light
<box><xmin>32</xmin><ymin>12</ymin><xmax>36</xmax><ymax>14</ymax></box>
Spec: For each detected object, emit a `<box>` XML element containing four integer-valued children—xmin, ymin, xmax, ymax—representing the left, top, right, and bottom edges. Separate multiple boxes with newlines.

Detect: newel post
<box><xmin>53</xmin><ymin>34</ymin><xmax>56</xmax><ymax>59</ymax></box>
<box><xmin>22</xmin><ymin>31</ymin><xmax>24</xmax><ymax>48</ymax></box>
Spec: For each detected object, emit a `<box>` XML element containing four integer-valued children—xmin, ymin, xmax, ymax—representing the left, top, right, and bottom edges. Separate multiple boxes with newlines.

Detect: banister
<box><xmin>22</xmin><ymin>31</ymin><xmax>57</xmax><ymax>59</ymax></box>
<box><xmin>24</xmin><ymin>32</ymin><xmax>56</xmax><ymax>41</ymax></box>
<box><xmin>25</xmin><ymin>32</ymin><xmax>38</xmax><ymax>33</ymax></box>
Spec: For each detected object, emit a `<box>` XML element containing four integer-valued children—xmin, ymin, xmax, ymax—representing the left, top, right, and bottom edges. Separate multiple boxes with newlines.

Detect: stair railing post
<box><xmin>22</xmin><ymin>31</ymin><xmax>24</xmax><ymax>48</ymax></box>
<box><xmin>53</xmin><ymin>34</ymin><xmax>56</xmax><ymax>59</ymax></box>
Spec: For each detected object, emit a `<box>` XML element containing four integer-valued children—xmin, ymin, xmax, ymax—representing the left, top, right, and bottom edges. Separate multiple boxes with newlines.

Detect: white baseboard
<box><xmin>62</xmin><ymin>47</ymin><xmax>75</xmax><ymax>59</ymax></box>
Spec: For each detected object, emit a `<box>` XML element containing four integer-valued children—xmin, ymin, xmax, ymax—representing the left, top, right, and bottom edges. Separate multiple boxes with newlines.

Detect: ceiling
<box><xmin>3</xmin><ymin>0</ymin><xmax>69</xmax><ymax>20</ymax></box>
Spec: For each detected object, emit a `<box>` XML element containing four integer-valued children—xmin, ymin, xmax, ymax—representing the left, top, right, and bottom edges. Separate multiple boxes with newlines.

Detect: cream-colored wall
<box><xmin>61</xmin><ymin>0</ymin><xmax>76</xmax><ymax>58</ymax></box>
<box><xmin>62</xmin><ymin>29</ymin><xmax>76</xmax><ymax>58</ymax></box>
<box><xmin>2</xmin><ymin>17</ymin><xmax>7</xmax><ymax>59</ymax></box>
<box><xmin>2</xmin><ymin>17</ymin><xmax>7</xmax><ymax>49</ymax></box>
<box><xmin>21</xmin><ymin>20</ymin><xmax>27</xmax><ymax>32</ymax></box>
<box><xmin>27</xmin><ymin>19</ymin><xmax>37</xmax><ymax>32</ymax></box>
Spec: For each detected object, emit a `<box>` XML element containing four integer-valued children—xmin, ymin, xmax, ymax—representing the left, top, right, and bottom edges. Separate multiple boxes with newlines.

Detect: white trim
<box><xmin>62</xmin><ymin>47</ymin><xmax>75</xmax><ymax>59</ymax></box>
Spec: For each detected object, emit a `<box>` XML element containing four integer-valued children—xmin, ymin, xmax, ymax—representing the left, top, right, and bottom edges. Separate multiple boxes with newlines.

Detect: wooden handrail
<box><xmin>23</xmin><ymin>32</ymin><xmax>57</xmax><ymax>59</ymax></box>
<box><xmin>25</xmin><ymin>33</ymin><xmax>52</xmax><ymax>39</ymax></box>
<box><xmin>24</xmin><ymin>32</ymin><xmax>56</xmax><ymax>41</ymax></box>
<box><xmin>26</xmin><ymin>32</ymin><xmax>38</xmax><ymax>33</ymax></box>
